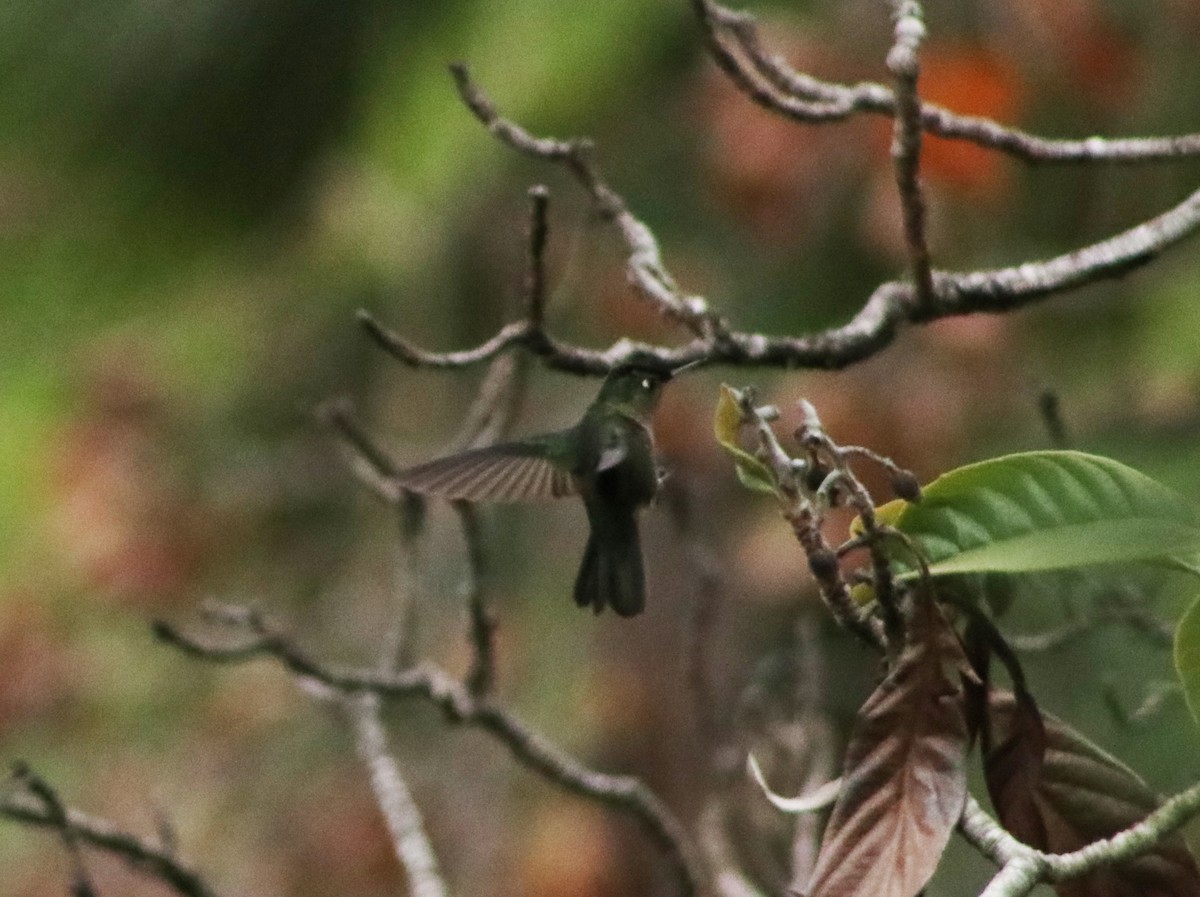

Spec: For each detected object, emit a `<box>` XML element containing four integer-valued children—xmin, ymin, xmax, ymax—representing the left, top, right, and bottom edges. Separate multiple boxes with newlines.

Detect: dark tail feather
<box><xmin>573</xmin><ymin>516</ymin><xmax>645</xmax><ymax>616</ymax></box>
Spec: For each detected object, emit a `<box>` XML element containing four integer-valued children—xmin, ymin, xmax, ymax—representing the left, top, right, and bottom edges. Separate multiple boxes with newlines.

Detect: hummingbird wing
<box><xmin>396</xmin><ymin>433</ymin><xmax>579</xmax><ymax>503</ymax></box>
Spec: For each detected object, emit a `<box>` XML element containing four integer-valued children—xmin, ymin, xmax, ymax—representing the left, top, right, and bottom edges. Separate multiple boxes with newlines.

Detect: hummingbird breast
<box><xmin>578</xmin><ymin>411</ymin><xmax>658</xmax><ymax>507</ymax></box>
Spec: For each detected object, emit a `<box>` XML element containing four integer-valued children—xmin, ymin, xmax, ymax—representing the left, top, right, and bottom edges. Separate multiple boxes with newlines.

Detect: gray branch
<box><xmin>153</xmin><ymin>613</ymin><xmax>704</xmax><ymax>897</ymax></box>
<box><xmin>346</xmin><ymin>696</ymin><xmax>449</xmax><ymax>897</ymax></box>
<box><xmin>693</xmin><ymin>0</ymin><xmax>1200</xmax><ymax>164</ymax></box>
<box><xmin>885</xmin><ymin>0</ymin><xmax>936</xmax><ymax>309</ymax></box>
<box><xmin>959</xmin><ymin>786</ymin><xmax>1200</xmax><ymax>897</ymax></box>
<box><xmin>1</xmin><ymin>783</ymin><xmax>217</xmax><ymax>897</ymax></box>
<box><xmin>359</xmin><ymin>69</ymin><xmax>1200</xmax><ymax>377</ymax></box>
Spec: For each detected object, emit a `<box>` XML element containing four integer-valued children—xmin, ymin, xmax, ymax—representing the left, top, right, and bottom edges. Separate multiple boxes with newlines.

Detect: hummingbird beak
<box><xmin>669</xmin><ymin>358</ymin><xmax>705</xmax><ymax>378</ymax></box>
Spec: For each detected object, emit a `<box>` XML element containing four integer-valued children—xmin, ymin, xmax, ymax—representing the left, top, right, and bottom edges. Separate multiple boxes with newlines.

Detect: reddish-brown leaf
<box><xmin>805</xmin><ymin>599</ymin><xmax>970</xmax><ymax>897</ymax></box>
<box><xmin>986</xmin><ymin>691</ymin><xmax>1200</xmax><ymax>897</ymax></box>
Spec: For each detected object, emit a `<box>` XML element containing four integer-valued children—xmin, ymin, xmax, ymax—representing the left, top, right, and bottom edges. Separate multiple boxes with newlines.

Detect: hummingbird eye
<box><xmin>641</xmin><ymin>378</ymin><xmax>652</xmax><ymax>390</ymax></box>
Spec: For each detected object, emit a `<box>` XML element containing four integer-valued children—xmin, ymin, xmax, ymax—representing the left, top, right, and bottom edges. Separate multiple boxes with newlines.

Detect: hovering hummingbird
<box><xmin>396</xmin><ymin>362</ymin><xmax>686</xmax><ymax>616</ymax></box>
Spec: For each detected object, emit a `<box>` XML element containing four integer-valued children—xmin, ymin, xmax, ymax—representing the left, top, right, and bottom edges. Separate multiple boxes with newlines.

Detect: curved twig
<box><xmin>960</xmin><ymin>784</ymin><xmax>1200</xmax><ymax>897</ymax></box>
<box><xmin>1</xmin><ymin>783</ymin><xmax>217</xmax><ymax>897</ymax></box>
<box><xmin>362</xmin><ymin>66</ymin><xmax>1200</xmax><ymax>376</ymax></box>
<box><xmin>153</xmin><ymin>614</ymin><xmax>704</xmax><ymax>897</ymax></box>
<box><xmin>450</xmin><ymin>63</ymin><xmax>719</xmax><ymax>340</ymax></box>
<box><xmin>693</xmin><ymin>0</ymin><xmax>1200</xmax><ymax>165</ymax></box>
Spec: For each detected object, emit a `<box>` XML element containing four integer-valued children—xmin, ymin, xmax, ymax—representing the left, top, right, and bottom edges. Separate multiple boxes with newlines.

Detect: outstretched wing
<box><xmin>396</xmin><ymin>436</ymin><xmax>579</xmax><ymax>503</ymax></box>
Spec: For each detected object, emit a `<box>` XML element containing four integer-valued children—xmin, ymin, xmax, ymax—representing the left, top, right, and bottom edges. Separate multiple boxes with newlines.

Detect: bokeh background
<box><xmin>2</xmin><ymin>0</ymin><xmax>1200</xmax><ymax>894</ymax></box>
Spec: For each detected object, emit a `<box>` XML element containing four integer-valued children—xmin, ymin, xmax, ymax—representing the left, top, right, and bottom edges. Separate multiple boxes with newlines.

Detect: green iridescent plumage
<box><xmin>396</xmin><ymin>363</ymin><xmax>674</xmax><ymax>616</ymax></box>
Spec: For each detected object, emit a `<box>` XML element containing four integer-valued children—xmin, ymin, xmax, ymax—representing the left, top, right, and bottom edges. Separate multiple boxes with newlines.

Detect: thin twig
<box><xmin>154</xmin><ymin>613</ymin><xmax>704</xmax><ymax>897</ymax></box>
<box><xmin>361</xmin><ymin>173</ymin><xmax>1200</xmax><ymax>375</ymax></box>
<box><xmin>525</xmin><ymin>185</ymin><xmax>551</xmax><ymax>334</ymax></box>
<box><xmin>450</xmin><ymin>63</ymin><xmax>718</xmax><ymax>341</ymax></box>
<box><xmin>886</xmin><ymin>1</ymin><xmax>936</xmax><ymax>310</ymax></box>
<box><xmin>320</xmin><ymin>398</ymin><xmax>405</xmax><ymax>503</ymax></box>
<box><xmin>1037</xmin><ymin>389</ymin><xmax>1070</xmax><ymax>449</ymax></box>
<box><xmin>697</xmin><ymin>800</ymin><xmax>769</xmax><ymax>897</ymax></box>
<box><xmin>324</xmin><ymin>405</ymin><xmax>446</xmax><ymax>895</ymax></box>
<box><xmin>693</xmin><ymin>0</ymin><xmax>1200</xmax><ymax>164</ymax></box>
<box><xmin>9</xmin><ymin>764</ymin><xmax>97</xmax><ymax>897</ymax></box>
<box><xmin>1</xmin><ymin>781</ymin><xmax>217</xmax><ymax>897</ymax></box>
<box><xmin>455</xmin><ymin>502</ymin><xmax>495</xmax><ymax>697</ymax></box>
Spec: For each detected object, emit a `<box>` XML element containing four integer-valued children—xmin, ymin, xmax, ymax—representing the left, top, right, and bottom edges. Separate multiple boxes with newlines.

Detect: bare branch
<box><xmin>8</xmin><ymin>764</ymin><xmax>97</xmax><ymax>897</ymax></box>
<box><xmin>1</xmin><ymin>775</ymin><xmax>217</xmax><ymax>897</ymax></box>
<box><xmin>960</xmin><ymin>781</ymin><xmax>1200</xmax><ymax>897</ymax></box>
<box><xmin>455</xmin><ymin>502</ymin><xmax>495</xmax><ymax>697</ymax></box>
<box><xmin>885</xmin><ymin>0</ymin><xmax>936</xmax><ymax>309</ymax></box>
<box><xmin>449</xmin><ymin>63</ymin><xmax>719</xmax><ymax>340</ymax></box>
<box><xmin>154</xmin><ymin>613</ymin><xmax>704</xmax><ymax>897</ymax></box>
<box><xmin>319</xmin><ymin>397</ymin><xmax>405</xmax><ymax>503</ymax></box>
<box><xmin>360</xmin><ymin>167</ymin><xmax>1200</xmax><ymax>376</ymax></box>
<box><xmin>346</xmin><ymin>696</ymin><xmax>448</xmax><ymax>897</ymax></box>
<box><xmin>697</xmin><ymin>800</ymin><xmax>769</xmax><ymax>897</ymax></box>
<box><xmin>1036</xmin><ymin>389</ymin><xmax>1070</xmax><ymax>449</ymax></box>
<box><xmin>693</xmin><ymin>0</ymin><xmax>1200</xmax><ymax>165</ymax></box>
<box><xmin>359</xmin><ymin>312</ymin><xmax>546</xmax><ymax>370</ymax></box>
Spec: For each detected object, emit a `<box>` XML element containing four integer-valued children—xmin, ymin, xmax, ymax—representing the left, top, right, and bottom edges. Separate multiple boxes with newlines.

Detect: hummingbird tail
<box><xmin>573</xmin><ymin>515</ymin><xmax>645</xmax><ymax>617</ymax></box>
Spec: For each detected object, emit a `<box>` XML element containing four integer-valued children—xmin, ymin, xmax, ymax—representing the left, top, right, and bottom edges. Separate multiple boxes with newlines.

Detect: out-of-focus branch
<box><xmin>697</xmin><ymin>800</ymin><xmax>769</xmax><ymax>897</ymax></box>
<box><xmin>885</xmin><ymin>0</ymin><xmax>935</xmax><ymax>309</ymax></box>
<box><xmin>1</xmin><ymin>770</ymin><xmax>217</xmax><ymax>897</ymax></box>
<box><xmin>7</xmin><ymin>764</ymin><xmax>97</xmax><ymax>897</ymax></box>
<box><xmin>154</xmin><ymin>610</ymin><xmax>704</xmax><ymax>897</ymax></box>
<box><xmin>320</xmin><ymin>397</ymin><xmax>405</xmax><ymax>503</ymax></box>
<box><xmin>662</xmin><ymin>479</ymin><xmax>726</xmax><ymax>748</ymax></box>
<box><xmin>1007</xmin><ymin>587</ymin><xmax>1175</xmax><ymax>653</ymax></box>
<box><xmin>455</xmin><ymin>502</ymin><xmax>495</xmax><ymax>697</ymax></box>
<box><xmin>693</xmin><ymin>0</ymin><xmax>1200</xmax><ymax>164</ymax></box>
<box><xmin>323</xmin><ymin>401</ymin><xmax>446</xmax><ymax>895</ymax></box>
<box><xmin>524</xmin><ymin>184</ymin><xmax>551</xmax><ymax>334</ymax></box>
<box><xmin>1037</xmin><ymin>389</ymin><xmax>1071</xmax><ymax>449</ymax></box>
<box><xmin>346</xmin><ymin>696</ymin><xmax>448</xmax><ymax>897</ymax></box>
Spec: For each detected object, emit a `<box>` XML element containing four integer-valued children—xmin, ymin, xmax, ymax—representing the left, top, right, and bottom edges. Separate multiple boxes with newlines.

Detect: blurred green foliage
<box><xmin>1</xmin><ymin>0</ymin><xmax>1200</xmax><ymax>894</ymax></box>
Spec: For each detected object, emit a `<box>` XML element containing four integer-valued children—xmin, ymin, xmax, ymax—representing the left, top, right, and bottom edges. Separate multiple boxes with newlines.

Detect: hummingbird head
<box><xmin>597</xmin><ymin>363</ymin><xmax>673</xmax><ymax>416</ymax></box>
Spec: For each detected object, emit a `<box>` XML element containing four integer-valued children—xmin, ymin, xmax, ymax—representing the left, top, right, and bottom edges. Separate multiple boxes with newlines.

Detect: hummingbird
<box><xmin>395</xmin><ymin>362</ymin><xmax>683</xmax><ymax>616</ymax></box>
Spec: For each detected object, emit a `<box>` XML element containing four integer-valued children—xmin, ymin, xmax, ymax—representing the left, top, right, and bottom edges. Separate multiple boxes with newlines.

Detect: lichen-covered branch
<box><xmin>959</xmin><ymin>784</ymin><xmax>1200</xmax><ymax>897</ymax></box>
<box><xmin>450</xmin><ymin>63</ymin><xmax>719</xmax><ymax>340</ymax></box>
<box><xmin>885</xmin><ymin>0</ymin><xmax>936</xmax><ymax>309</ymax></box>
<box><xmin>154</xmin><ymin>611</ymin><xmax>704</xmax><ymax>897</ymax></box>
<box><xmin>346</xmin><ymin>696</ymin><xmax>448</xmax><ymax>897</ymax></box>
<box><xmin>1</xmin><ymin>774</ymin><xmax>217</xmax><ymax>897</ymax></box>
<box><xmin>361</xmin><ymin>69</ymin><xmax>1200</xmax><ymax>379</ymax></box>
<box><xmin>693</xmin><ymin>0</ymin><xmax>1200</xmax><ymax>165</ymax></box>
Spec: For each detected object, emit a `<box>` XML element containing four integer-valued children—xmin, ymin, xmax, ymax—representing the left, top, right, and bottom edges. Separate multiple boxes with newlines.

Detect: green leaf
<box><xmin>886</xmin><ymin>451</ymin><xmax>1200</xmax><ymax>578</ymax></box>
<box><xmin>714</xmin><ymin>384</ymin><xmax>776</xmax><ymax>495</ymax></box>
<box><xmin>1174</xmin><ymin>596</ymin><xmax>1200</xmax><ymax>729</ymax></box>
<box><xmin>851</xmin><ymin>497</ymin><xmax>905</xmax><ymax>536</ymax></box>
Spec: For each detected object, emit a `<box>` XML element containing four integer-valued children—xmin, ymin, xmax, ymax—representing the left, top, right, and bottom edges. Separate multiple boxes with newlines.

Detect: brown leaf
<box><xmin>986</xmin><ymin>691</ymin><xmax>1200</xmax><ymax>897</ymax></box>
<box><xmin>805</xmin><ymin>598</ymin><xmax>970</xmax><ymax>897</ymax></box>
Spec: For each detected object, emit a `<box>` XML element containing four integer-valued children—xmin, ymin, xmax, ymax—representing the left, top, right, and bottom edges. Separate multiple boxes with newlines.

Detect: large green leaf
<box><xmin>886</xmin><ymin>451</ymin><xmax>1200</xmax><ymax>577</ymax></box>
